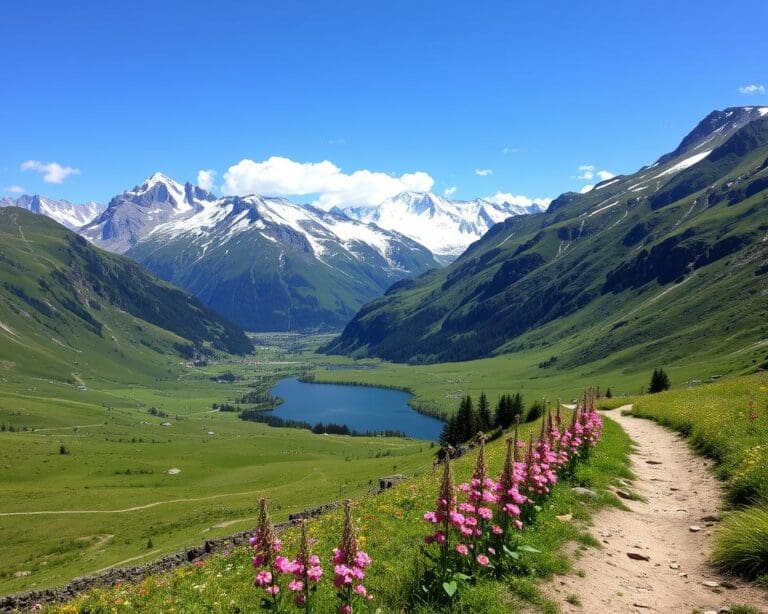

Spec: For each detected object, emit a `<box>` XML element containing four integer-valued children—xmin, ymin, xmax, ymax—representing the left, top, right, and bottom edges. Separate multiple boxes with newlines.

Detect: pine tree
<box><xmin>477</xmin><ymin>392</ymin><xmax>491</xmax><ymax>431</ymax></box>
<box><xmin>493</xmin><ymin>395</ymin><xmax>506</xmax><ymax>429</ymax></box>
<box><xmin>511</xmin><ymin>393</ymin><xmax>524</xmax><ymax>424</ymax></box>
<box><xmin>455</xmin><ymin>395</ymin><xmax>477</xmax><ymax>442</ymax></box>
<box><xmin>649</xmin><ymin>368</ymin><xmax>671</xmax><ymax>393</ymax></box>
<box><xmin>440</xmin><ymin>414</ymin><xmax>460</xmax><ymax>447</ymax></box>
<box><xmin>493</xmin><ymin>393</ymin><xmax>519</xmax><ymax>430</ymax></box>
<box><xmin>605</xmin><ymin>387</ymin><xmax>613</xmax><ymax>398</ymax></box>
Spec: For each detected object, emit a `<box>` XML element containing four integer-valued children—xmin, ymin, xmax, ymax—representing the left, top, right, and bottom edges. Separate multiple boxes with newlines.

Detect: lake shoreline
<box><xmin>268</xmin><ymin>376</ymin><xmax>444</xmax><ymax>440</ymax></box>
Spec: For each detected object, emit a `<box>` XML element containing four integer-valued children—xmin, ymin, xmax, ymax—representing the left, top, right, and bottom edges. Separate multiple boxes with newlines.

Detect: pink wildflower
<box><xmin>288</xmin><ymin>579</ymin><xmax>303</xmax><ymax>592</ymax></box>
<box><xmin>255</xmin><ymin>570</ymin><xmax>272</xmax><ymax>586</ymax></box>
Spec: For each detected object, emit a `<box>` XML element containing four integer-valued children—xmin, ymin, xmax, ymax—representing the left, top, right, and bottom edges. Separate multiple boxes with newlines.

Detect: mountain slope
<box><xmin>0</xmin><ymin>208</ymin><xmax>252</xmax><ymax>381</ymax></box>
<box><xmin>0</xmin><ymin>195</ymin><xmax>104</xmax><ymax>230</ymax></box>
<box><xmin>126</xmin><ymin>195</ymin><xmax>440</xmax><ymax>331</ymax></box>
<box><xmin>344</xmin><ymin>192</ymin><xmax>546</xmax><ymax>260</ymax></box>
<box><xmin>324</xmin><ymin>107</ymin><xmax>768</xmax><ymax>367</ymax></box>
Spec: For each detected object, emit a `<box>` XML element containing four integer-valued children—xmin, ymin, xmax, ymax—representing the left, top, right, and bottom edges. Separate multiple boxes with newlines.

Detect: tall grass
<box><xmin>711</xmin><ymin>507</ymin><xmax>768</xmax><ymax>579</ymax></box>
<box><xmin>629</xmin><ymin>372</ymin><xmax>768</xmax><ymax>579</ymax></box>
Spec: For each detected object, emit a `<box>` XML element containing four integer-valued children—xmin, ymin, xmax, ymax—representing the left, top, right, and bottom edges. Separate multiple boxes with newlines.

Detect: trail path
<box><xmin>548</xmin><ymin>407</ymin><xmax>768</xmax><ymax>614</ymax></box>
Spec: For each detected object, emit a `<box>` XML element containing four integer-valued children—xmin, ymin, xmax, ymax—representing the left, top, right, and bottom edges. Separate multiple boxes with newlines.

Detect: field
<box><xmin>0</xmin><ymin>337</ymin><xmax>435</xmax><ymax>595</ymax></box>
<box><xmin>50</xmin><ymin>406</ymin><xmax>635</xmax><ymax>613</ymax></box>
<box><xmin>311</xmin><ymin>337</ymin><xmax>748</xmax><ymax>418</ymax></box>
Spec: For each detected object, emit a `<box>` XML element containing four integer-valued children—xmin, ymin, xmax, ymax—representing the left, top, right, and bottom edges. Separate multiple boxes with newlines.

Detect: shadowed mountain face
<box><xmin>0</xmin><ymin>208</ymin><xmax>252</xmax><ymax>379</ymax></box>
<box><xmin>323</xmin><ymin>106</ymin><xmax>768</xmax><ymax>365</ymax></box>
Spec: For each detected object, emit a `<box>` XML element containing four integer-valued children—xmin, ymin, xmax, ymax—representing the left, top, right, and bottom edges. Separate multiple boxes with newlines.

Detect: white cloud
<box><xmin>501</xmin><ymin>147</ymin><xmax>519</xmax><ymax>155</ymax></box>
<box><xmin>739</xmin><ymin>84</ymin><xmax>765</xmax><ymax>95</ymax></box>
<box><xmin>580</xmin><ymin>184</ymin><xmax>594</xmax><ymax>194</ymax></box>
<box><xmin>475</xmin><ymin>168</ymin><xmax>493</xmax><ymax>176</ymax></box>
<box><xmin>20</xmin><ymin>160</ymin><xmax>80</xmax><ymax>184</ymax></box>
<box><xmin>596</xmin><ymin>170</ymin><xmax>615</xmax><ymax>181</ymax></box>
<box><xmin>487</xmin><ymin>192</ymin><xmax>552</xmax><ymax>208</ymax></box>
<box><xmin>443</xmin><ymin>186</ymin><xmax>457</xmax><ymax>197</ymax></box>
<box><xmin>4</xmin><ymin>185</ymin><xmax>25</xmax><ymax>194</ymax></box>
<box><xmin>197</xmin><ymin>169</ymin><xmax>217</xmax><ymax>191</ymax></box>
<box><xmin>575</xmin><ymin>165</ymin><xmax>613</xmax><ymax>184</ymax></box>
<box><xmin>221</xmin><ymin>156</ymin><xmax>434</xmax><ymax>208</ymax></box>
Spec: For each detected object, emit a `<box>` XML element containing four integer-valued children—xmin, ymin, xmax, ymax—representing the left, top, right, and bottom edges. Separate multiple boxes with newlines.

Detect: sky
<box><xmin>1</xmin><ymin>0</ymin><xmax>767</xmax><ymax>208</ymax></box>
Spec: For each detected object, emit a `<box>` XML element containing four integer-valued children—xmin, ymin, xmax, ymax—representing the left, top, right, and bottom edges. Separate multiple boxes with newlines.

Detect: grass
<box><xmin>311</xmin><ymin>339</ymin><xmax>758</xmax><ymax>421</ymax></box>
<box><xmin>46</xmin><ymin>409</ymin><xmax>634</xmax><ymax>612</ymax></box>
<box><xmin>711</xmin><ymin>508</ymin><xmax>768</xmax><ymax>579</ymax></box>
<box><xmin>565</xmin><ymin>593</ymin><xmax>582</xmax><ymax>606</ymax></box>
<box><xmin>627</xmin><ymin>372</ymin><xmax>768</xmax><ymax>578</ymax></box>
<box><xmin>0</xmin><ymin>345</ymin><xmax>436</xmax><ymax>595</ymax></box>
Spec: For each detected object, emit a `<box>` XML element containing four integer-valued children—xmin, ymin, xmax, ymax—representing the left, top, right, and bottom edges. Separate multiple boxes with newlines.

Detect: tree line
<box><xmin>440</xmin><ymin>392</ymin><xmax>547</xmax><ymax>447</ymax></box>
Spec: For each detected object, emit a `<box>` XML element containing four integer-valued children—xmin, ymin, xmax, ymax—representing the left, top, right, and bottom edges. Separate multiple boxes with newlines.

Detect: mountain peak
<box><xmin>656</xmin><ymin>106</ymin><xmax>768</xmax><ymax>166</ymax></box>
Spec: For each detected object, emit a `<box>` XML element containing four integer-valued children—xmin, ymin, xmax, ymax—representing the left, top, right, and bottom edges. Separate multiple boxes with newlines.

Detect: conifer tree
<box><xmin>477</xmin><ymin>392</ymin><xmax>491</xmax><ymax>431</ymax></box>
<box><xmin>455</xmin><ymin>395</ymin><xmax>477</xmax><ymax>442</ymax></box>
<box><xmin>649</xmin><ymin>368</ymin><xmax>671</xmax><ymax>393</ymax></box>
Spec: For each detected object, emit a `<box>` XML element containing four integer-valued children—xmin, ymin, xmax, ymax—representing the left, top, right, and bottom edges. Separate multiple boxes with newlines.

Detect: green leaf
<box><xmin>442</xmin><ymin>581</ymin><xmax>458</xmax><ymax>597</ymax></box>
<box><xmin>519</xmin><ymin>545</ymin><xmax>541</xmax><ymax>553</ymax></box>
<box><xmin>453</xmin><ymin>572</ymin><xmax>471</xmax><ymax>581</ymax></box>
<box><xmin>503</xmin><ymin>545</ymin><xmax>520</xmax><ymax>559</ymax></box>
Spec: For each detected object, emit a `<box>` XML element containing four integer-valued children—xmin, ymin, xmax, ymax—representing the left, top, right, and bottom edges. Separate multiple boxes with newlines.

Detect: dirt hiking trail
<box><xmin>547</xmin><ymin>406</ymin><xmax>768</xmax><ymax>614</ymax></box>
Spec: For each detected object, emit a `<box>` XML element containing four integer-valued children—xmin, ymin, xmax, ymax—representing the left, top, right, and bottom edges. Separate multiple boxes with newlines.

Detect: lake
<box><xmin>266</xmin><ymin>377</ymin><xmax>444</xmax><ymax>440</ymax></box>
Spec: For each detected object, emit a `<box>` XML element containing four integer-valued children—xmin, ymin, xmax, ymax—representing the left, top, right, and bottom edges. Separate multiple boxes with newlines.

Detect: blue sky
<box><xmin>1</xmin><ymin>0</ymin><xmax>767</xmax><ymax>207</ymax></box>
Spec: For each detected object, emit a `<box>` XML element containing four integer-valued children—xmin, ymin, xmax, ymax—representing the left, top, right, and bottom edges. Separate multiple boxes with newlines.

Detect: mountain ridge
<box><xmin>344</xmin><ymin>191</ymin><xmax>547</xmax><ymax>260</ymax></box>
<box><xmin>0</xmin><ymin>207</ymin><xmax>252</xmax><ymax>381</ymax></box>
<box><xmin>323</xmin><ymin>106</ymin><xmax>768</xmax><ymax>367</ymax></box>
<box><xmin>0</xmin><ymin>194</ymin><xmax>104</xmax><ymax>230</ymax></box>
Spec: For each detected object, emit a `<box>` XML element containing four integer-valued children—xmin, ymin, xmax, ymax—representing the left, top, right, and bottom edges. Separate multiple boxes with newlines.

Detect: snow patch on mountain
<box><xmin>0</xmin><ymin>195</ymin><xmax>104</xmax><ymax>230</ymax></box>
<box><xmin>344</xmin><ymin>192</ymin><xmax>545</xmax><ymax>258</ymax></box>
<box><xmin>654</xmin><ymin>150</ymin><xmax>712</xmax><ymax>178</ymax></box>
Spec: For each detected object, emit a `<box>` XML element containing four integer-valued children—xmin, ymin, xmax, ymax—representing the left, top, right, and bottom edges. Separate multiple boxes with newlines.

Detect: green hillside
<box><xmin>324</xmin><ymin>109</ymin><xmax>768</xmax><ymax>377</ymax></box>
<box><xmin>0</xmin><ymin>208</ymin><xmax>252</xmax><ymax>383</ymax></box>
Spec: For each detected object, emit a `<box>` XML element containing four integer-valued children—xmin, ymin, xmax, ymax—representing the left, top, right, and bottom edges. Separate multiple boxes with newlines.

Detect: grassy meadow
<box><xmin>310</xmin><ymin>334</ymin><xmax>753</xmax><ymax>418</ymax></box>
<box><xmin>0</xmin><ymin>340</ymin><xmax>435</xmax><ymax>595</ymax></box>
<box><xmin>49</xmin><ymin>409</ymin><xmax>635</xmax><ymax>613</ymax></box>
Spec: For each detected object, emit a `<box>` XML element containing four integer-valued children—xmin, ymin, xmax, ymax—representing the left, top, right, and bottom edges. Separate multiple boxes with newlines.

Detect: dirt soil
<box><xmin>546</xmin><ymin>406</ymin><xmax>768</xmax><ymax>614</ymax></box>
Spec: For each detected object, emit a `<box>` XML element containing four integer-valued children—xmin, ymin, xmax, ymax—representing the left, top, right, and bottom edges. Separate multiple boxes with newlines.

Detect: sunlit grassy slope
<box><xmin>0</xmin><ymin>360</ymin><xmax>435</xmax><ymax>595</ymax></box>
<box><xmin>50</xmin><ymin>411</ymin><xmax>634</xmax><ymax>613</ymax></box>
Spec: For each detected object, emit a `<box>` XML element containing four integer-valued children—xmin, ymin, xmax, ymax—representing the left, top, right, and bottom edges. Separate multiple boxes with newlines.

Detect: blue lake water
<box><xmin>266</xmin><ymin>377</ymin><xmax>444</xmax><ymax>441</ymax></box>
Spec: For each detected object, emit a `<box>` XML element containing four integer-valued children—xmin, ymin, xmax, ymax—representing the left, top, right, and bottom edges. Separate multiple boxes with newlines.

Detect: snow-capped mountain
<box><xmin>80</xmin><ymin>172</ymin><xmax>217</xmax><ymax>253</ymax></box>
<box><xmin>344</xmin><ymin>192</ymin><xmax>546</xmax><ymax>260</ymax></box>
<box><xmin>0</xmin><ymin>194</ymin><xmax>104</xmax><ymax>230</ymax></box>
<box><xmin>124</xmin><ymin>189</ymin><xmax>439</xmax><ymax>331</ymax></box>
<box><xmin>74</xmin><ymin>172</ymin><xmax>438</xmax><ymax>330</ymax></box>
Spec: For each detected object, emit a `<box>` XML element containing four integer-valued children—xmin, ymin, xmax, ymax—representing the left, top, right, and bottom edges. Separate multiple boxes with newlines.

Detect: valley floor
<box><xmin>547</xmin><ymin>407</ymin><xmax>768</xmax><ymax>613</ymax></box>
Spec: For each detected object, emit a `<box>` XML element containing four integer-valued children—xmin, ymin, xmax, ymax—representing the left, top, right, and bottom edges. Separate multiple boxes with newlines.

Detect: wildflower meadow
<box><xmin>44</xmin><ymin>389</ymin><xmax>631</xmax><ymax>613</ymax></box>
